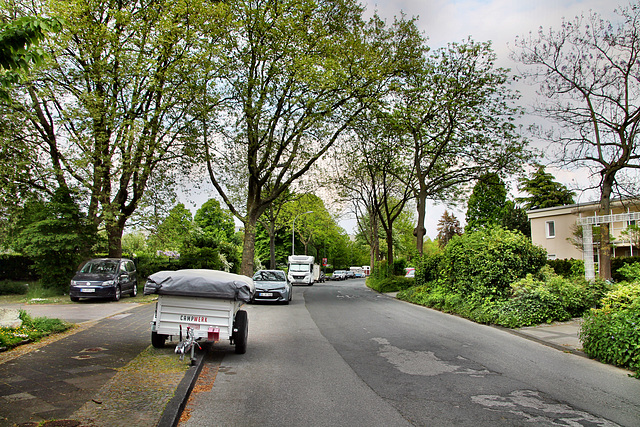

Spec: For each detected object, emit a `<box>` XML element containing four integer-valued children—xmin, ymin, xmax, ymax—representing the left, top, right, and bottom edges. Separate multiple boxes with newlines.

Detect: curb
<box><xmin>158</xmin><ymin>349</ymin><xmax>207</xmax><ymax>427</ymax></box>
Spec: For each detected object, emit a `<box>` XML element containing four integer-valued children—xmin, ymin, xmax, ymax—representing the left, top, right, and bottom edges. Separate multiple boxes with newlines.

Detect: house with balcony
<box><xmin>527</xmin><ymin>198</ymin><xmax>640</xmax><ymax>278</ymax></box>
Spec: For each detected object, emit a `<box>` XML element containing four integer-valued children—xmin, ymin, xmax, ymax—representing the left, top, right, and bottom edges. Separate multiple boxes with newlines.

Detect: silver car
<box><xmin>251</xmin><ymin>270</ymin><xmax>292</xmax><ymax>304</ymax></box>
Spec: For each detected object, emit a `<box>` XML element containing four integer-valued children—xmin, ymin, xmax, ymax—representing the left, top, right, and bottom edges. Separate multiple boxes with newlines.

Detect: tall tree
<box><xmin>1</xmin><ymin>0</ymin><xmax>225</xmax><ymax>257</ymax></box>
<box><xmin>436</xmin><ymin>210</ymin><xmax>462</xmax><ymax>248</ymax></box>
<box><xmin>392</xmin><ymin>38</ymin><xmax>531</xmax><ymax>255</ymax></box>
<box><xmin>517</xmin><ymin>166</ymin><xmax>575</xmax><ymax>210</ymax></box>
<box><xmin>203</xmin><ymin>0</ymin><xmax>423</xmax><ymax>276</ymax></box>
<box><xmin>512</xmin><ymin>2</ymin><xmax>640</xmax><ymax>278</ymax></box>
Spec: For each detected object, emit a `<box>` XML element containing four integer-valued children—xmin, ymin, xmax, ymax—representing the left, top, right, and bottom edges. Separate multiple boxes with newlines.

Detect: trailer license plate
<box><xmin>259</xmin><ymin>292</ymin><xmax>273</xmax><ymax>297</ymax></box>
<box><xmin>80</xmin><ymin>289</ymin><xmax>95</xmax><ymax>293</ymax></box>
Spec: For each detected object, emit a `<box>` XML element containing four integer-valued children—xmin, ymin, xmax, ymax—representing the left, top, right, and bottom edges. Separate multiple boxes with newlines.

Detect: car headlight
<box><xmin>103</xmin><ymin>280</ymin><xmax>115</xmax><ymax>286</ymax></box>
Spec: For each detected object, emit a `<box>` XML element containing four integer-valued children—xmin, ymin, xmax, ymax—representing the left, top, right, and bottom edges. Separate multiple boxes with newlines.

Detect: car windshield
<box><xmin>80</xmin><ymin>260</ymin><xmax>118</xmax><ymax>274</ymax></box>
<box><xmin>289</xmin><ymin>263</ymin><xmax>310</xmax><ymax>272</ymax></box>
<box><xmin>253</xmin><ymin>271</ymin><xmax>286</xmax><ymax>282</ymax></box>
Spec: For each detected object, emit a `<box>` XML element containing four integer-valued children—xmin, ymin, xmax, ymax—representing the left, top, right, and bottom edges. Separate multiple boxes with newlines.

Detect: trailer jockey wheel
<box><xmin>233</xmin><ymin>310</ymin><xmax>248</xmax><ymax>354</ymax></box>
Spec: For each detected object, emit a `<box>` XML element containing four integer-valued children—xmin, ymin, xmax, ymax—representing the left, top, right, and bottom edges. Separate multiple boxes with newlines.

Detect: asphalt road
<box><xmin>180</xmin><ymin>279</ymin><xmax>640</xmax><ymax>427</ymax></box>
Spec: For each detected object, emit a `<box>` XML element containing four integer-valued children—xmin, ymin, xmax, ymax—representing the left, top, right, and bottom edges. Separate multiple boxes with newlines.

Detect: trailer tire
<box><xmin>233</xmin><ymin>310</ymin><xmax>248</xmax><ymax>354</ymax></box>
<box><xmin>151</xmin><ymin>331</ymin><xmax>166</xmax><ymax>348</ymax></box>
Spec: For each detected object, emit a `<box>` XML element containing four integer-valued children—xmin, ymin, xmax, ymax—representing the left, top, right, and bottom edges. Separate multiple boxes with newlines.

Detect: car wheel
<box><xmin>112</xmin><ymin>285</ymin><xmax>121</xmax><ymax>302</ymax></box>
<box><xmin>70</xmin><ymin>296</ymin><xmax>80</xmax><ymax>302</ymax></box>
<box><xmin>233</xmin><ymin>310</ymin><xmax>248</xmax><ymax>354</ymax></box>
<box><xmin>131</xmin><ymin>282</ymin><xmax>138</xmax><ymax>297</ymax></box>
<box><xmin>151</xmin><ymin>331</ymin><xmax>166</xmax><ymax>348</ymax></box>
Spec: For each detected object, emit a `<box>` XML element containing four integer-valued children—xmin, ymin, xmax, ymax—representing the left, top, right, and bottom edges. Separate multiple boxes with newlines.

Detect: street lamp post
<box><xmin>292</xmin><ymin>211</ymin><xmax>313</xmax><ymax>255</ymax></box>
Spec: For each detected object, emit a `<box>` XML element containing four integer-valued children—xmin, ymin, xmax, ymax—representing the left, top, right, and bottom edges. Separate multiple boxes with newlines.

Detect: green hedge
<box><xmin>0</xmin><ymin>255</ymin><xmax>36</xmax><ymax>281</ymax></box>
<box><xmin>580</xmin><ymin>281</ymin><xmax>640</xmax><ymax>377</ymax></box>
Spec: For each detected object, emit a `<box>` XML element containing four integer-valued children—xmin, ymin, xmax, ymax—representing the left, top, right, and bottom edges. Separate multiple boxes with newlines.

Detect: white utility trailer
<box><xmin>144</xmin><ymin>269</ymin><xmax>254</xmax><ymax>361</ymax></box>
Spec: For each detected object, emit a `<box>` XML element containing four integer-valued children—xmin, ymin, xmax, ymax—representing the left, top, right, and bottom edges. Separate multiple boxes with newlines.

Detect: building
<box><xmin>527</xmin><ymin>199</ymin><xmax>640</xmax><ymax>278</ymax></box>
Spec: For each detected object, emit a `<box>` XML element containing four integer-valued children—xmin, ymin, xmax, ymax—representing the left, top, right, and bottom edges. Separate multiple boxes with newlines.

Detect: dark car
<box><xmin>69</xmin><ymin>258</ymin><xmax>138</xmax><ymax>302</ymax></box>
<box><xmin>252</xmin><ymin>269</ymin><xmax>292</xmax><ymax>304</ymax></box>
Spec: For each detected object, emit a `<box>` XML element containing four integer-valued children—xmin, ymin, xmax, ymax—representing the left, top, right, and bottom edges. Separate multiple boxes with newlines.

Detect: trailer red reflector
<box><xmin>209</xmin><ymin>327</ymin><xmax>220</xmax><ymax>342</ymax></box>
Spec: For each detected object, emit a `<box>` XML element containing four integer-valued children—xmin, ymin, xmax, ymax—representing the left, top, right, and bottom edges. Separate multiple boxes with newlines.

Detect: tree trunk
<box><xmin>106</xmin><ymin>220</ymin><xmax>124</xmax><ymax>258</ymax></box>
<box><xmin>415</xmin><ymin>189</ymin><xmax>427</xmax><ymax>255</ymax></box>
<box><xmin>598</xmin><ymin>175</ymin><xmax>615</xmax><ymax>280</ymax></box>
<box><xmin>269</xmin><ymin>222</ymin><xmax>276</xmax><ymax>269</ymax></box>
<box><xmin>241</xmin><ymin>220</ymin><xmax>257</xmax><ymax>277</ymax></box>
<box><xmin>386</xmin><ymin>225</ymin><xmax>394</xmax><ymax>274</ymax></box>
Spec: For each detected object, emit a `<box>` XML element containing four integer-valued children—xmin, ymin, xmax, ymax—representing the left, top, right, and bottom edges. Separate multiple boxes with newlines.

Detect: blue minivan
<box><xmin>69</xmin><ymin>258</ymin><xmax>138</xmax><ymax>302</ymax></box>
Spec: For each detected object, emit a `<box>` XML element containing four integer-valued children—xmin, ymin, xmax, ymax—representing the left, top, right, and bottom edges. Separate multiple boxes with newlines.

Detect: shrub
<box><xmin>580</xmin><ymin>299</ymin><xmax>640</xmax><ymax>377</ymax></box>
<box><xmin>367</xmin><ymin>276</ymin><xmax>414</xmax><ymax>293</ymax></box>
<box><xmin>440</xmin><ymin>227</ymin><xmax>547</xmax><ymax>299</ymax></box>
<box><xmin>612</xmin><ymin>256</ymin><xmax>640</xmax><ymax>282</ymax></box>
<box><xmin>413</xmin><ymin>252</ymin><xmax>443</xmax><ymax>287</ymax></box>
<box><xmin>0</xmin><ymin>280</ymin><xmax>29</xmax><ymax>295</ymax></box>
<box><xmin>547</xmin><ymin>258</ymin><xmax>584</xmax><ymax>278</ymax></box>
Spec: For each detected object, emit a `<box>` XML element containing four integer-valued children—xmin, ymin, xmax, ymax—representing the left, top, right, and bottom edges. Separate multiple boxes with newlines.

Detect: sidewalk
<box><xmin>511</xmin><ymin>318</ymin><xmax>584</xmax><ymax>355</ymax></box>
<box><xmin>0</xmin><ymin>302</ymin><xmax>201</xmax><ymax>427</ymax></box>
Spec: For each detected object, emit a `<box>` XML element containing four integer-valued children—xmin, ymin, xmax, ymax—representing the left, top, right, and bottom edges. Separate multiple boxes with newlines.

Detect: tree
<box><xmin>1</xmin><ymin>0</ymin><xmax>225</xmax><ymax>257</ymax></box>
<box><xmin>194</xmin><ymin>199</ymin><xmax>235</xmax><ymax>243</ymax></box>
<box><xmin>14</xmin><ymin>188</ymin><xmax>96</xmax><ymax>290</ymax></box>
<box><xmin>465</xmin><ymin>173</ymin><xmax>508</xmax><ymax>231</ymax></box>
<box><xmin>203</xmin><ymin>0</ymin><xmax>422</xmax><ymax>276</ymax></box>
<box><xmin>392</xmin><ymin>39</ymin><xmax>531</xmax><ymax>255</ymax></box>
<box><xmin>517</xmin><ymin>166</ymin><xmax>575</xmax><ymax>210</ymax></box>
<box><xmin>512</xmin><ymin>3</ymin><xmax>640</xmax><ymax>278</ymax></box>
<box><xmin>436</xmin><ymin>210</ymin><xmax>462</xmax><ymax>247</ymax></box>
<box><xmin>149</xmin><ymin>203</ymin><xmax>193</xmax><ymax>253</ymax></box>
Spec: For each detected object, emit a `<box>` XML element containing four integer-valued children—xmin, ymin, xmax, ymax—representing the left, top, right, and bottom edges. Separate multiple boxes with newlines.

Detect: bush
<box><xmin>547</xmin><ymin>258</ymin><xmax>583</xmax><ymax>278</ymax></box>
<box><xmin>367</xmin><ymin>276</ymin><xmax>414</xmax><ymax>293</ymax></box>
<box><xmin>612</xmin><ymin>256</ymin><xmax>640</xmax><ymax>282</ymax></box>
<box><xmin>580</xmin><ymin>290</ymin><xmax>640</xmax><ymax>377</ymax></box>
<box><xmin>413</xmin><ymin>252</ymin><xmax>443</xmax><ymax>287</ymax></box>
<box><xmin>440</xmin><ymin>227</ymin><xmax>547</xmax><ymax>299</ymax></box>
<box><xmin>0</xmin><ymin>280</ymin><xmax>29</xmax><ymax>296</ymax></box>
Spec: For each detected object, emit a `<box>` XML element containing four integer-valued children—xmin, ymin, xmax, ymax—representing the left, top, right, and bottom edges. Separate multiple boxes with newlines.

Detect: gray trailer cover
<box><xmin>144</xmin><ymin>269</ymin><xmax>255</xmax><ymax>302</ymax></box>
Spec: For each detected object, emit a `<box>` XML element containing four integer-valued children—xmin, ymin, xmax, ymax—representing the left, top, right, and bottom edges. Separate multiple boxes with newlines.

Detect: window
<box><xmin>546</xmin><ymin>220</ymin><xmax>556</xmax><ymax>238</ymax></box>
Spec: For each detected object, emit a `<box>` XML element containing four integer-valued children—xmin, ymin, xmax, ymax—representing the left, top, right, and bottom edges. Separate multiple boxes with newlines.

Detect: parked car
<box><xmin>252</xmin><ymin>269</ymin><xmax>292</xmax><ymax>304</ymax></box>
<box><xmin>69</xmin><ymin>258</ymin><xmax>138</xmax><ymax>302</ymax></box>
<box><xmin>331</xmin><ymin>270</ymin><xmax>346</xmax><ymax>280</ymax></box>
<box><xmin>345</xmin><ymin>270</ymin><xmax>355</xmax><ymax>279</ymax></box>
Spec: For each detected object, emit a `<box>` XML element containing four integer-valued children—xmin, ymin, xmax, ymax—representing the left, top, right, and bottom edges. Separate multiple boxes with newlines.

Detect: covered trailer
<box><xmin>144</xmin><ymin>269</ymin><xmax>254</xmax><ymax>360</ymax></box>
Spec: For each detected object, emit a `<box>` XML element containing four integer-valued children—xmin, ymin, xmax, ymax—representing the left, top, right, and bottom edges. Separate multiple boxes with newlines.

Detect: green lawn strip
<box><xmin>0</xmin><ymin>309</ymin><xmax>72</xmax><ymax>350</ymax></box>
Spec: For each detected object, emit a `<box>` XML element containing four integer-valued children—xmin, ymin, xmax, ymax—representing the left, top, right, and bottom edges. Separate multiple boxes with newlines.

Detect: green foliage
<box><xmin>547</xmin><ymin>258</ymin><xmax>584</xmax><ymax>278</ymax></box>
<box><xmin>0</xmin><ymin>254</ymin><xmax>36</xmax><ymax>281</ymax></box>
<box><xmin>441</xmin><ymin>227</ymin><xmax>547</xmax><ymax>299</ymax></box>
<box><xmin>0</xmin><ymin>16</ymin><xmax>63</xmax><ymax>100</ymax></box>
<box><xmin>194</xmin><ymin>199</ymin><xmax>235</xmax><ymax>243</ymax></box>
<box><xmin>612</xmin><ymin>257</ymin><xmax>640</xmax><ymax>282</ymax></box>
<box><xmin>0</xmin><ymin>309</ymin><xmax>71</xmax><ymax>349</ymax></box>
<box><xmin>397</xmin><ymin>229</ymin><xmax>607</xmax><ymax>328</ymax></box>
<box><xmin>517</xmin><ymin>165</ymin><xmax>575</xmax><ymax>210</ymax></box>
<box><xmin>465</xmin><ymin>173</ymin><xmax>508</xmax><ymax>231</ymax></box>
<box><xmin>580</xmin><ymin>285</ymin><xmax>640</xmax><ymax>377</ymax></box>
<box><xmin>413</xmin><ymin>252</ymin><xmax>443</xmax><ymax>286</ymax></box>
<box><xmin>0</xmin><ymin>280</ymin><xmax>28</xmax><ymax>295</ymax></box>
<box><xmin>14</xmin><ymin>189</ymin><xmax>96</xmax><ymax>292</ymax></box>
<box><xmin>367</xmin><ymin>275</ymin><xmax>415</xmax><ymax>293</ymax></box>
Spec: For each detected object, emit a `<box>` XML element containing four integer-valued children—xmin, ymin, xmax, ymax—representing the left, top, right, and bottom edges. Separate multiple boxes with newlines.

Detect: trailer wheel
<box><xmin>151</xmin><ymin>331</ymin><xmax>166</xmax><ymax>348</ymax></box>
<box><xmin>233</xmin><ymin>310</ymin><xmax>248</xmax><ymax>354</ymax></box>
